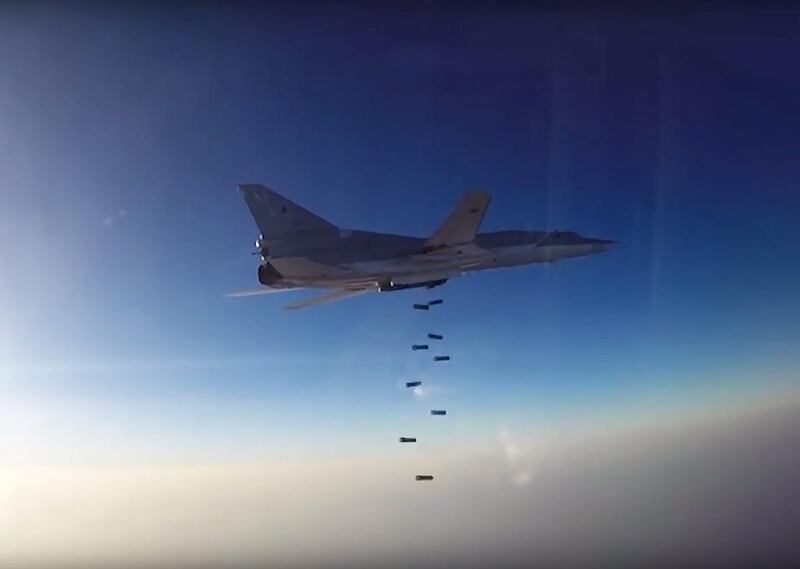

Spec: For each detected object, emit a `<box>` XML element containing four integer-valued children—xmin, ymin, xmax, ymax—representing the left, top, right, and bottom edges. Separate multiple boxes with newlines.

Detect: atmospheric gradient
<box><xmin>1</xmin><ymin>4</ymin><xmax>799</xmax><ymax>568</ymax></box>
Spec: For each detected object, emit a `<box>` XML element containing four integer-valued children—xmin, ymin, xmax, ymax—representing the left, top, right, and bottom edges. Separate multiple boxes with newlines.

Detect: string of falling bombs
<box><xmin>402</xmin><ymin>298</ymin><xmax>449</xmax><ymax>482</ymax></box>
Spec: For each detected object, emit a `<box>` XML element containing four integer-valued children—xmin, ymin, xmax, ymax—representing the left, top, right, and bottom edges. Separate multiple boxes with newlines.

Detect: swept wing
<box><xmin>283</xmin><ymin>288</ymin><xmax>374</xmax><ymax>310</ymax></box>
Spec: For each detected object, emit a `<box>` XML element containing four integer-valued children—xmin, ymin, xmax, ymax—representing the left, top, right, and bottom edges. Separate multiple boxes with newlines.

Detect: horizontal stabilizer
<box><xmin>226</xmin><ymin>287</ymin><xmax>302</xmax><ymax>298</ymax></box>
<box><xmin>284</xmin><ymin>288</ymin><xmax>374</xmax><ymax>310</ymax></box>
<box><xmin>425</xmin><ymin>191</ymin><xmax>491</xmax><ymax>249</ymax></box>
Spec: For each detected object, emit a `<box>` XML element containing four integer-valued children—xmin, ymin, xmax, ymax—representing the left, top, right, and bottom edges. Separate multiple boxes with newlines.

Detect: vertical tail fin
<box><xmin>424</xmin><ymin>191</ymin><xmax>491</xmax><ymax>249</ymax></box>
<box><xmin>238</xmin><ymin>184</ymin><xmax>339</xmax><ymax>254</ymax></box>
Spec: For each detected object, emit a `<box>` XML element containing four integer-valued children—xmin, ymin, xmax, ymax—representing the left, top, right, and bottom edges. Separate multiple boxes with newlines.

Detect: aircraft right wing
<box><xmin>424</xmin><ymin>191</ymin><xmax>491</xmax><ymax>250</ymax></box>
<box><xmin>283</xmin><ymin>288</ymin><xmax>374</xmax><ymax>310</ymax></box>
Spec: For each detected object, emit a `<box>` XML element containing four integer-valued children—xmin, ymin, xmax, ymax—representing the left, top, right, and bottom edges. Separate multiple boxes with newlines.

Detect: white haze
<box><xmin>1</xmin><ymin>399</ymin><xmax>798</xmax><ymax>569</ymax></box>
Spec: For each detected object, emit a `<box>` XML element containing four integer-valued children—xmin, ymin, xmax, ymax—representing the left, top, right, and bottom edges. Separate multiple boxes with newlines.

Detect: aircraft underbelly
<box><xmin>346</xmin><ymin>248</ymin><xmax>489</xmax><ymax>278</ymax></box>
<box><xmin>342</xmin><ymin>260</ymin><xmax>459</xmax><ymax>284</ymax></box>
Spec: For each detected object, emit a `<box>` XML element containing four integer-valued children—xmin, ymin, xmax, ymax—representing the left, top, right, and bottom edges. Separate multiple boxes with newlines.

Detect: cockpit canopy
<box><xmin>537</xmin><ymin>231</ymin><xmax>584</xmax><ymax>245</ymax></box>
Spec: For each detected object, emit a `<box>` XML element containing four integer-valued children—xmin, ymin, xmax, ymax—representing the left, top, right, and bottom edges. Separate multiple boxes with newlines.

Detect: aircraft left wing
<box><xmin>424</xmin><ymin>191</ymin><xmax>491</xmax><ymax>250</ymax></box>
<box><xmin>283</xmin><ymin>288</ymin><xmax>374</xmax><ymax>310</ymax></box>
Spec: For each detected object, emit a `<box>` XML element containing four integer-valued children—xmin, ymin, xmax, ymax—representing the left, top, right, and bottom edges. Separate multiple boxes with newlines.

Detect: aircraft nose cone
<box><xmin>588</xmin><ymin>238</ymin><xmax>617</xmax><ymax>252</ymax></box>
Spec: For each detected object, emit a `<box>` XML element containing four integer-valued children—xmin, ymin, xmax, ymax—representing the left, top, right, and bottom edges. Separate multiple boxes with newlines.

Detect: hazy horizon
<box><xmin>1</xmin><ymin>3</ymin><xmax>799</xmax><ymax>567</ymax></box>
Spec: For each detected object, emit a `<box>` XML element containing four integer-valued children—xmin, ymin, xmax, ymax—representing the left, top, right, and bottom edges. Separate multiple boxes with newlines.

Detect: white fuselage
<box><xmin>269</xmin><ymin>238</ymin><xmax>613</xmax><ymax>290</ymax></box>
<box><xmin>238</xmin><ymin>185</ymin><xmax>616</xmax><ymax>306</ymax></box>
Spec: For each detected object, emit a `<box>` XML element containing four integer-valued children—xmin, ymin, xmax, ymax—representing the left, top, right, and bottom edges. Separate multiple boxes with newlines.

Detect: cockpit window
<box><xmin>540</xmin><ymin>231</ymin><xmax>581</xmax><ymax>245</ymax></box>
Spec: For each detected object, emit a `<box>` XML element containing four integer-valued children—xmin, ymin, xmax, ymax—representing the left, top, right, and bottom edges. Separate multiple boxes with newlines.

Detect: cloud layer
<box><xmin>1</xmin><ymin>399</ymin><xmax>799</xmax><ymax>569</ymax></box>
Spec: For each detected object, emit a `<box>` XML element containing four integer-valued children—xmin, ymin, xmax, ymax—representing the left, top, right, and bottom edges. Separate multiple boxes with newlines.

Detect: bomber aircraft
<box><xmin>231</xmin><ymin>185</ymin><xmax>615</xmax><ymax>309</ymax></box>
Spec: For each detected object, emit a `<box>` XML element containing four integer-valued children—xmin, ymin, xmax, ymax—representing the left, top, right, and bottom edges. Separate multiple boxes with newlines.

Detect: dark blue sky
<box><xmin>1</xmin><ymin>4</ymin><xmax>799</xmax><ymax>449</ymax></box>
